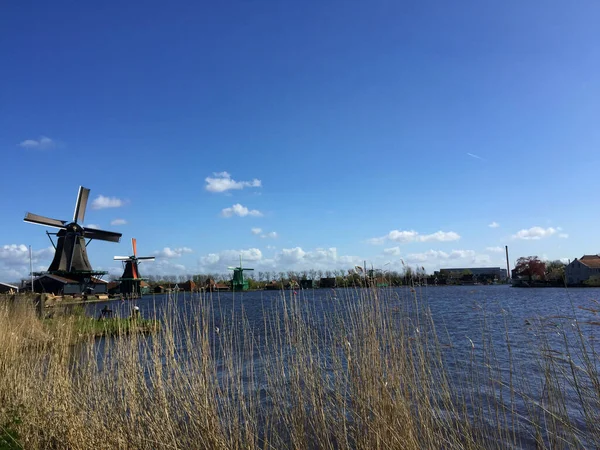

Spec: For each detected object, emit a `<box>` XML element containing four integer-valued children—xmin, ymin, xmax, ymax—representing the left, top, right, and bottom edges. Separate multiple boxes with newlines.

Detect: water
<box><xmin>84</xmin><ymin>285</ymin><xmax>600</xmax><ymax>448</ymax></box>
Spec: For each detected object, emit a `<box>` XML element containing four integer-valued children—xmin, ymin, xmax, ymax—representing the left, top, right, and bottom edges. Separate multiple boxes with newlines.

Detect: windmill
<box><xmin>114</xmin><ymin>238</ymin><xmax>155</xmax><ymax>297</ymax></box>
<box><xmin>228</xmin><ymin>255</ymin><xmax>254</xmax><ymax>291</ymax></box>
<box><xmin>24</xmin><ymin>186</ymin><xmax>122</xmax><ymax>293</ymax></box>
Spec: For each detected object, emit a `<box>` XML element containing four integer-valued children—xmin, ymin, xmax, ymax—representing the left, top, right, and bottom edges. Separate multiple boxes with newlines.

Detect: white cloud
<box><xmin>404</xmin><ymin>249</ymin><xmax>489</xmax><ymax>267</ymax></box>
<box><xmin>91</xmin><ymin>195</ymin><xmax>125</xmax><ymax>210</ymax></box>
<box><xmin>0</xmin><ymin>244</ymin><xmax>54</xmax><ymax>266</ymax></box>
<box><xmin>383</xmin><ymin>247</ymin><xmax>401</xmax><ymax>256</ymax></box>
<box><xmin>368</xmin><ymin>230</ymin><xmax>461</xmax><ymax>245</ymax></box>
<box><xmin>86</xmin><ymin>224</ymin><xmax>100</xmax><ymax>229</ymax></box>
<box><xmin>488</xmin><ymin>222</ymin><xmax>500</xmax><ymax>228</ymax></box>
<box><xmin>559</xmin><ymin>233</ymin><xmax>569</xmax><ymax>239</ymax></box>
<box><xmin>199</xmin><ymin>248</ymin><xmax>264</xmax><ymax>269</ymax></box>
<box><xmin>251</xmin><ymin>227</ymin><xmax>263</xmax><ymax>235</ymax></box>
<box><xmin>0</xmin><ymin>244</ymin><xmax>55</xmax><ymax>281</ymax></box>
<box><xmin>205</xmin><ymin>172</ymin><xmax>262</xmax><ymax>193</ymax></box>
<box><xmin>197</xmin><ymin>246</ymin><xmax>361</xmax><ymax>273</ymax></box>
<box><xmin>512</xmin><ymin>226</ymin><xmax>559</xmax><ymax>240</ymax></box>
<box><xmin>19</xmin><ymin>136</ymin><xmax>56</xmax><ymax>150</ymax></box>
<box><xmin>560</xmin><ymin>258</ymin><xmax>570</xmax><ymax>264</ymax></box>
<box><xmin>486</xmin><ymin>246</ymin><xmax>504</xmax><ymax>253</ymax></box>
<box><xmin>153</xmin><ymin>247</ymin><xmax>193</xmax><ymax>258</ymax></box>
<box><xmin>221</xmin><ymin>203</ymin><xmax>263</xmax><ymax>218</ymax></box>
<box><xmin>110</xmin><ymin>219</ymin><xmax>127</xmax><ymax>226</ymax></box>
<box><xmin>388</xmin><ymin>230</ymin><xmax>420</xmax><ymax>243</ymax></box>
<box><xmin>261</xmin><ymin>231</ymin><xmax>278</xmax><ymax>239</ymax></box>
<box><xmin>140</xmin><ymin>259</ymin><xmax>188</xmax><ymax>277</ymax></box>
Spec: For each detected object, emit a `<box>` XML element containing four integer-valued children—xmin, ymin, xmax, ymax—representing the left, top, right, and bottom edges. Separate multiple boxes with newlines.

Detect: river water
<box><xmin>84</xmin><ymin>285</ymin><xmax>600</xmax><ymax>448</ymax></box>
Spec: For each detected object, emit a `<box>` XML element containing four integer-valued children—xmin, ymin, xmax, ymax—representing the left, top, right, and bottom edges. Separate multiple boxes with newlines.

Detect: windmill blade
<box><xmin>73</xmin><ymin>186</ymin><xmax>90</xmax><ymax>223</ymax></box>
<box><xmin>24</xmin><ymin>212</ymin><xmax>67</xmax><ymax>229</ymax></box>
<box><xmin>84</xmin><ymin>228</ymin><xmax>122</xmax><ymax>243</ymax></box>
<box><xmin>137</xmin><ymin>256</ymin><xmax>155</xmax><ymax>261</ymax></box>
<box><xmin>227</xmin><ymin>267</ymin><xmax>236</xmax><ymax>270</ymax></box>
<box><xmin>132</xmin><ymin>238</ymin><xmax>137</xmax><ymax>257</ymax></box>
<box><xmin>114</xmin><ymin>256</ymin><xmax>131</xmax><ymax>261</ymax></box>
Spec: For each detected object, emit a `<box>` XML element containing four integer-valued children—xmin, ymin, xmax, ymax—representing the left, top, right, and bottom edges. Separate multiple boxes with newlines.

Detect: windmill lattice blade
<box><xmin>132</xmin><ymin>238</ymin><xmax>137</xmax><ymax>257</ymax></box>
<box><xmin>114</xmin><ymin>256</ymin><xmax>131</xmax><ymax>261</ymax></box>
<box><xmin>24</xmin><ymin>213</ymin><xmax>66</xmax><ymax>229</ymax></box>
<box><xmin>84</xmin><ymin>228</ymin><xmax>122</xmax><ymax>243</ymax></box>
<box><xmin>73</xmin><ymin>186</ymin><xmax>90</xmax><ymax>223</ymax></box>
<box><xmin>137</xmin><ymin>256</ymin><xmax>155</xmax><ymax>261</ymax></box>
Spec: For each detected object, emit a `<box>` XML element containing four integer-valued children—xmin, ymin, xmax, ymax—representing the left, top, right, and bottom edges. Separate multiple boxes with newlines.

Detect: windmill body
<box><xmin>24</xmin><ymin>186</ymin><xmax>122</xmax><ymax>294</ymax></box>
<box><xmin>114</xmin><ymin>238</ymin><xmax>154</xmax><ymax>297</ymax></box>
<box><xmin>228</xmin><ymin>255</ymin><xmax>254</xmax><ymax>291</ymax></box>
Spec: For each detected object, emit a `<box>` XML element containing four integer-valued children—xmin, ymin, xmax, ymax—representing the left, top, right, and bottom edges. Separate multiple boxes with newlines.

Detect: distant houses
<box><xmin>566</xmin><ymin>255</ymin><xmax>600</xmax><ymax>286</ymax></box>
<box><xmin>435</xmin><ymin>267</ymin><xmax>508</xmax><ymax>285</ymax></box>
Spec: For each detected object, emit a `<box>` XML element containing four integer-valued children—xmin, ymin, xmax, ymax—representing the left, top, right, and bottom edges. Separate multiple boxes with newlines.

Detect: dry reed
<box><xmin>1</xmin><ymin>287</ymin><xmax>599</xmax><ymax>449</ymax></box>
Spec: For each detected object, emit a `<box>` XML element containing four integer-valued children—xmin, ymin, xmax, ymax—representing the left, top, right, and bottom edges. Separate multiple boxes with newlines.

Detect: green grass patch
<box><xmin>42</xmin><ymin>316</ymin><xmax>159</xmax><ymax>339</ymax></box>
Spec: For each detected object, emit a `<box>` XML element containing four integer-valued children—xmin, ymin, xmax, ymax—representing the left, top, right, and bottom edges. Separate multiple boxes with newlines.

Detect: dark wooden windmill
<box><xmin>114</xmin><ymin>238</ymin><xmax>155</xmax><ymax>297</ymax></box>
<box><xmin>24</xmin><ymin>186</ymin><xmax>122</xmax><ymax>294</ymax></box>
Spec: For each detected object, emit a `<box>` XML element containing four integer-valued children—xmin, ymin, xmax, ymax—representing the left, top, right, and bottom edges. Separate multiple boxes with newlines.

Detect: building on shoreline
<box><xmin>437</xmin><ymin>267</ymin><xmax>508</xmax><ymax>282</ymax></box>
<box><xmin>566</xmin><ymin>255</ymin><xmax>600</xmax><ymax>285</ymax></box>
<box><xmin>0</xmin><ymin>282</ymin><xmax>19</xmax><ymax>294</ymax></box>
<box><xmin>20</xmin><ymin>274</ymin><xmax>108</xmax><ymax>295</ymax></box>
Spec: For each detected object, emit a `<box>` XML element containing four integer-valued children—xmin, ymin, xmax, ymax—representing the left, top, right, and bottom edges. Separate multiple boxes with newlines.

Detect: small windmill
<box><xmin>114</xmin><ymin>238</ymin><xmax>155</xmax><ymax>297</ymax></box>
<box><xmin>228</xmin><ymin>255</ymin><xmax>254</xmax><ymax>291</ymax></box>
<box><xmin>24</xmin><ymin>186</ymin><xmax>122</xmax><ymax>293</ymax></box>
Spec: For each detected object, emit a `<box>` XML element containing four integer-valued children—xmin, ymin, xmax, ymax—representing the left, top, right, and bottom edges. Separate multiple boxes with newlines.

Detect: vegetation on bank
<box><xmin>1</xmin><ymin>289</ymin><xmax>599</xmax><ymax>449</ymax></box>
<box><xmin>42</xmin><ymin>312</ymin><xmax>158</xmax><ymax>340</ymax></box>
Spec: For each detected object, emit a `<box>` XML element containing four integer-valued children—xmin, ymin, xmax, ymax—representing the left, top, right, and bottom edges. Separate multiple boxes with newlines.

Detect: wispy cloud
<box><xmin>91</xmin><ymin>195</ymin><xmax>125</xmax><ymax>210</ymax></box>
<box><xmin>86</xmin><ymin>224</ymin><xmax>100</xmax><ymax>229</ymax></box>
<box><xmin>559</xmin><ymin>233</ymin><xmax>569</xmax><ymax>239</ymax></box>
<box><xmin>251</xmin><ymin>227</ymin><xmax>262</xmax><ymax>235</ymax></box>
<box><xmin>368</xmin><ymin>230</ymin><xmax>461</xmax><ymax>245</ymax></box>
<box><xmin>262</xmin><ymin>231</ymin><xmax>278</xmax><ymax>239</ymax></box>
<box><xmin>488</xmin><ymin>222</ymin><xmax>500</xmax><ymax>228</ymax></box>
<box><xmin>486</xmin><ymin>246</ymin><xmax>504</xmax><ymax>253</ymax></box>
<box><xmin>221</xmin><ymin>203</ymin><xmax>262</xmax><ymax>218</ymax></box>
<box><xmin>512</xmin><ymin>226</ymin><xmax>560</xmax><ymax>240</ymax></box>
<box><xmin>19</xmin><ymin>136</ymin><xmax>56</xmax><ymax>150</ymax></box>
<box><xmin>153</xmin><ymin>247</ymin><xmax>193</xmax><ymax>258</ymax></box>
<box><xmin>467</xmin><ymin>152</ymin><xmax>484</xmax><ymax>160</ymax></box>
<box><xmin>205</xmin><ymin>172</ymin><xmax>262</xmax><ymax>193</ymax></box>
<box><xmin>110</xmin><ymin>219</ymin><xmax>127</xmax><ymax>226</ymax></box>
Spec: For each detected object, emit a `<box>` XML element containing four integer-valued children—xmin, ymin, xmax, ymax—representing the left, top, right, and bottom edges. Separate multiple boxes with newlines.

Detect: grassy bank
<box><xmin>1</xmin><ymin>289</ymin><xmax>599</xmax><ymax>449</ymax></box>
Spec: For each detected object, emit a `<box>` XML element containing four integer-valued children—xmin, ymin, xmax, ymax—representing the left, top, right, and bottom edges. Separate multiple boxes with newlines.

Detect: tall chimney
<box><xmin>505</xmin><ymin>245</ymin><xmax>510</xmax><ymax>280</ymax></box>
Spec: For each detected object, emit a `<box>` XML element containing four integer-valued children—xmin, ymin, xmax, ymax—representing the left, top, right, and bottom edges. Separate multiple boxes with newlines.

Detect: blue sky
<box><xmin>1</xmin><ymin>1</ymin><xmax>599</xmax><ymax>281</ymax></box>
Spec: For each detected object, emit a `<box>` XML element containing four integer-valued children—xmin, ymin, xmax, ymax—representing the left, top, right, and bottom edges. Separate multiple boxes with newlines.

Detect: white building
<box><xmin>566</xmin><ymin>255</ymin><xmax>600</xmax><ymax>285</ymax></box>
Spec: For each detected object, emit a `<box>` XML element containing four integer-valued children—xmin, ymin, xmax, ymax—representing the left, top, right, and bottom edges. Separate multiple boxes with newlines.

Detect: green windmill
<box><xmin>228</xmin><ymin>255</ymin><xmax>254</xmax><ymax>291</ymax></box>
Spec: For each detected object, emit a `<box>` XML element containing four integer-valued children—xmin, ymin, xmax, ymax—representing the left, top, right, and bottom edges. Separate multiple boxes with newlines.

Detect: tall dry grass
<box><xmin>0</xmin><ymin>287</ymin><xmax>599</xmax><ymax>449</ymax></box>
